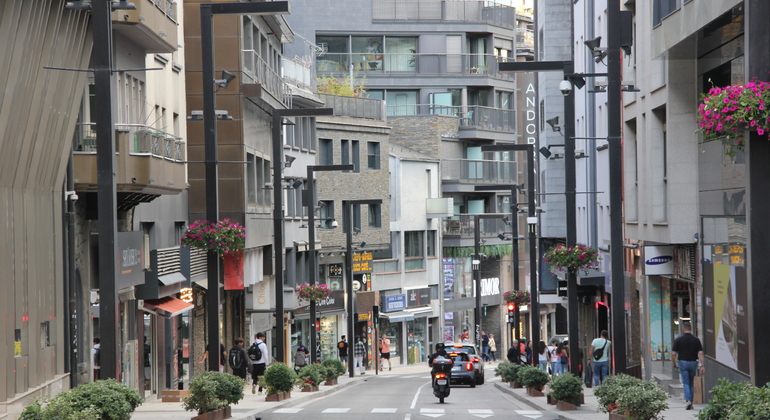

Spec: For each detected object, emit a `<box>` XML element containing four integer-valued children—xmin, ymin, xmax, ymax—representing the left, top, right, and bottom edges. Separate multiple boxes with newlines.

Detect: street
<box><xmin>257</xmin><ymin>366</ymin><xmax>558</xmax><ymax>420</ymax></box>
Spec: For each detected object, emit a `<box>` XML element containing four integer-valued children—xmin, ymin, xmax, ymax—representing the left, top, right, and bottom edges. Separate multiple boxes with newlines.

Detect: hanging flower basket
<box><xmin>698</xmin><ymin>78</ymin><xmax>770</xmax><ymax>156</ymax></box>
<box><xmin>295</xmin><ymin>284</ymin><xmax>332</xmax><ymax>302</ymax></box>
<box><xmin>180</xmin><ymin>219</ymin><xmax>246</xmax><ymax>255</ymax></box>
<box><xmin>543</xmin><ymin>244</ymin><xmax>600</xmax><ymax>275</ymax></box>
<box><xmin>503</xmin><ymin>290</ymin><xmax>531</xmax><ymax>306</ymax></box>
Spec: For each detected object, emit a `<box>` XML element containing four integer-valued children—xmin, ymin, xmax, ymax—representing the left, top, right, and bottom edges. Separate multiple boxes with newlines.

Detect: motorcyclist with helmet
<box><xmin>429</xmin><ymin>342</ymin><xmax>449</xmax><ymax>366</ymax></box>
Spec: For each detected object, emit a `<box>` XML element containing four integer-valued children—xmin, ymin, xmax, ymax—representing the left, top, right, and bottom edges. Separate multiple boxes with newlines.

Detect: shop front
<box><xmin>294</xmin><ymin>290</ymin><xmax>346</xmax><ymax>361</ymax></box>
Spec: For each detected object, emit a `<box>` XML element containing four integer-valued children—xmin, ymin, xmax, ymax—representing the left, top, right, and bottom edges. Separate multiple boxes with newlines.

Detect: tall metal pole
<box><xmin>563</xmin><ymin>61</ymin><xmax>581</xmax><ymax>376</ymax></box>
<box><xmin>272</xmin><ymin>112</ymin><xmax>286</xmax><ymax>363</ymax></box>
<box><xmin>344</xmin><ymin>202</ymin><xmax>355</xmax><ymax>378</ymax></box>
<box><xmin>474</xmin><ymin>215</ymin><xmax>482</xmax><ymax>346</ymax></box>
<box><xmin>526</xmin><ymin>147</ymin><xmax>539</xmax><ymax>366</ymax></box>
<box><xmin>200</xmin><ymin>4</ymin><xmax>222</xmax><ymax>373</ymax></box>
<box><xmin>607</xmin><ymin>0</ymin><xmax>626</xmax><ymax>374</ymax></box>
<box><xmin>93</xmin><ymin>0</ymin><xmax>120</xmax><ymax>380</ymax></box>
<box><xmin>512</xmin><ymin>184</ymin><xmax>520</xmax><ymax>346</ymax></box>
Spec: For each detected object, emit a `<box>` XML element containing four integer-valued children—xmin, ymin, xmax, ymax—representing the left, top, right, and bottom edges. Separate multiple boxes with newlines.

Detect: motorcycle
<box><xmin>431</xmin><ymin>356</ymin><xmax>453</xmax><ymax>403</ymax></box>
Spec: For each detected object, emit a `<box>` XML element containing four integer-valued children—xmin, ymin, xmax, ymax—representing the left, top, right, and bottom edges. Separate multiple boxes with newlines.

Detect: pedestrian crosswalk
<box><xmin>272</xmin><ymin>407</ymin><xmax>543</xmax><ymax>418</ymax></box>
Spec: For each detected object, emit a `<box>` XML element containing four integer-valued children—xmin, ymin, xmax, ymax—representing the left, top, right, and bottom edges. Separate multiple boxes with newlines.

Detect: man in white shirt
<box><xmin>249</xmin><ymin>332</ymin><xmax>269</xmax><ymax>394</ymax></box>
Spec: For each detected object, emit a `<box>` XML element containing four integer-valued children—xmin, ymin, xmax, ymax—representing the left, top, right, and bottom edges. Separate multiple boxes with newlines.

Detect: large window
<box><xmin>405</xmin><ymin>231</ymin><xmax>424</xmax><ymax>270</ymax></box>
<box><xmin>368</xmin><ymin>204</ymin><xmax>382</xmax><ymax>228</ymax></box>
<box><xmin>319</xmin><ymin>138</ymin><xmax>333</xmax><ymax>165</ymax></box>
<box><xmin>653</xmin><ymin>0</ymin><xmax>680</xmax><ymax>26</ymax></box>
<box><xmin>427</xmin><ymin>231</ymin><xmax>436</xmax><ymax>257</ymax></box>
<box><xmin>367</xmin><ymin>142</ymin><xmax>381</xmax><ymax>169</ymax></box>
<box><xmin>352</xmin><ymin>140</ymin><xmax>360</xmax><ymax>173</ymax></box>
<box><xmin>319</xmin><ymin>200</ymin><xmax>335</xmax><ymax>229</ymax></box>
<box><xmin>316</xmin><ymin>35</ymin><xmax>417</xmax><ymax>73</ymax></box>
<box><xmin>341</xmin><ymin>140</ymin><xmax>350</xmax><ymax>168</ymax></box>
<box><xmin>386</xmin><ymin>90</ymin><xmax>418</xmax><ymax>116</ymax></box>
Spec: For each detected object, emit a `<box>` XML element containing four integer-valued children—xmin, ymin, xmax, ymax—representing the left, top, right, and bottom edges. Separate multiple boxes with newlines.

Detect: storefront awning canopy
<box><xmin>405</xmin><ymin>307</ymin><xmax>433</xmax><ymax>318</ymax></box>
<box><xmin>144</xmin><ymin>296</ymin><xmax>193</xmax><ymax>317</ymax></box>
<box><xmin>380</xmin><ymin>311</ymin><xmax>414</xmax><ymax>323</ymax></box>
<box><xmin>159</xmin><ymin>272</ymin><xmax>187</xmax><ymax>286</ymax></box>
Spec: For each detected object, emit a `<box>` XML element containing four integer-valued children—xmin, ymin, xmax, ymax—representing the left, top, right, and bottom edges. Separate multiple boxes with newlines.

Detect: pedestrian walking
<box><xmin>548</xmin><ymin>339</ymin><xmax>560</xmax><ymax>375</ymax></box>
<box><xmin>670</xmin><ymin>322</ymin><xmax>705</xmax><ymax>410</ymax></box>
<box><xmin>481</xmin><ymin>330</ymin><xmax>491</xmax><ymax>362</ymax></box>
<box><xmin>337</xmin><ymin>335</ymin><xmax>349</xmax><ymax>363</ymax></box>
<box><xmin>588</xmin><ymin>330</ymin><xmax>611</xmax><ymax>386</ymax></box>
<box><xmin>538</xmin><ymin>341</ymin><xmax>550</xmax><ymax>373</ymax></box>
<box><xmin>558</xmin><ymin>343</ymin><xmax>570</xmax><ymax>374</ymax></box>
<box><xmin>379</xmin><ymin>334</ymin><xmax>392</xmax><ymax>371</ymax></box>
<box><xmin>248</xmin><ymin>332</ymin><xmax>268</xmax><ymax>395</ymax></box>
<box><xmin>228</xmin><ymin>338</ymin><xmax>248</xmax><ymax>380</ymax></box>
<box><xmin>507</xmin><ymin>342</ymin><xmax>521</xmax><ymax>364</ymax></box>
<box><xmin>461</xmin><ymin>329</ymin><xmax>469</xmax><ymax>343</ymax></box>
<box><xmin>92</xmin><ymin>338</ymin><xmax>101</xmax><ymax>381</ymax></box>
<box><xmin>354</xmin><ymin>336</ymin><xmax>367</xmax><ymax>375</ymax></box>
<box><xmin>488</xmin><ymin>334</ymin><xmax>497</xmax><ymax>362</ymax></box>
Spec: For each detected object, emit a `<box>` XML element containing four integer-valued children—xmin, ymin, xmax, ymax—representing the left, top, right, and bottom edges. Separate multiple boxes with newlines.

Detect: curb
<box><xmin>240</xmin><ymin>377</ymin><xmax>365</xmax><ymax>419</ymax></box>
<box><xmin>493</xmin><ymin>383</ymin><xmax>578</xmax><ymax>420</ymax></box>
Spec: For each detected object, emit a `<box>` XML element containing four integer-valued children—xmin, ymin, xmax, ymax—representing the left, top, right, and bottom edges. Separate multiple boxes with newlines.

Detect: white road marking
<box><xmin>322</xmin><ymin>408</ymin><xmax>350</xmax><ymax>413</ymax></box>
<box><xmin>402</xmin><ymin>375</ymin><xmax>418</xmax><ymax>378</ymax></box>
<box><xmin>514</xmin><ymin>410</ymin><xmax>542</xmax><ymax>419</ymax></box>
<box><xmin>405</xmin><ymin>414</ymin><xmax>411</xmax><ymax>420</ymax></box>
<box><xmin>410</xmin><ymin>382</ymin><xmax>429</xmax><ymax>409</ymax></box>
<box><xmin>372</xmin><ymin>408</ymin><xmax>398</xmax><ymax>413</ymax></box>
<box><xmin>273</xmin><ymin>408</ymin><xmax>303</xmax><ymax>413</ymax></box>
<box><xmin>420</xmin><ymin>408</ymin><xmax>445</xmax><ymax>418</ymax></box>
<box><xmin>469</xmin><ymin>409</ymin><xmax>494</xmax><ymax>418</ymax></box>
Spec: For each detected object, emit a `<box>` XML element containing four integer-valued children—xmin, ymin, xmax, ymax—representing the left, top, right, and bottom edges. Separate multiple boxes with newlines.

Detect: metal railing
<box><xmin>282</xmin><ymin>57</ymin><xmax>313</xmax><ymax>91</ymax></box>
<box><xmin>442</xmin><ymin>214</ymin><xmax>509</xmax><ymax>238</ymax></box>
<box><xmin>242</xmin><ymin>50</ymin><xmax>292</xmax><ymax>107</ymax></box>
<box><xmin>441</xmin><ymin>158</ymin><xmax>517</xmax><ymax>184</ymax></box>
<box><xmin>72</xmin><ymin>122</ymin><xmax>185</xmax><ymax>162</ymax></box>
<box><xmin>318</xmin><ymin>93</ymin><xmax>384</xmax><ymax>120</ymax></box>
<box><xmin>372</xmin><ymin>0</ymin><xmax>516</xmax><ymax>28</ymax></box>
<box><xmin>516</xmin><ymin>28</ymin><xmax>534</xmax><ymax>50</ymax></box>
<box><xmin>384</xmin><ymin>104</ymin><xmax>515</xmax><ymax>132</ymax></box>
<box><xmin>148</xmin><ymin>0</ymin><xmax>176</xmax><ymax>22</ymax></box>
<box><xmin>384</xmin><ymin>103</ymin><xmax>461</xmax><ymax>117</ymax></box>
<box><xmin>316</xmin><ymin>52</ymin><xmax>514</xmax><ymax>79</ymax></box>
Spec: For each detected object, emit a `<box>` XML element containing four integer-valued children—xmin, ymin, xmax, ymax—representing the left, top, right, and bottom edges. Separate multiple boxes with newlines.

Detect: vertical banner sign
<box><xmin>517</xmin><ymin>72</ymin><xmax>538</xmax><ymax>145</ymax></box>
<box><xmin>223</xmin><ymin>251</ymin><xmax>245</xmax><ymax>290</ymax></box>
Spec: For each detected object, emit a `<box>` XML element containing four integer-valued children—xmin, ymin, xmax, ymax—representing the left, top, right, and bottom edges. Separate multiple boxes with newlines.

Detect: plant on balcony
<box><xmin>698</xmin><ymin>78</ymin><xmax>770</xmax><ymax>156</ymax></box>
<box><xmin>295</xmin><ymin>283</ymin><xmax>332</xmax><ymax>302</ymax></box>
<box><xmin>503</xmin><ymin>290</ymin><xmax>531</xmax><ymax>306</ymax></box>
<box><xmin>316</xmin><ymin>75</ymin><xmax>367</xmax><ymax>98</ymax></box>
<box><xmin>543</xmin><ymin>244</ymin><xmax>600</xmax><ymax>275</ymax></box>
<box><xmin>180</xmin><ymin>219</ymin><xmax>245</xmax><ymax>255</ymax></box>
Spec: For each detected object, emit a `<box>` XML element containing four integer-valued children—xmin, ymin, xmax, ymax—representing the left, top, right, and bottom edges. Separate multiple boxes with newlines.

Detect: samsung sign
<box><xmin>644</xmin><ymin>246</ymin><xmax>674</xmax><ymax>276</ymax></box>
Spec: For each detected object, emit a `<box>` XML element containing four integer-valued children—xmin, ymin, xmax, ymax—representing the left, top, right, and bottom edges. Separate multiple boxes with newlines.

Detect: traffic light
<box><xmin>507</xmin><ymin>303</ymin><xmax>516</xmax><ymax>323</ymax></box>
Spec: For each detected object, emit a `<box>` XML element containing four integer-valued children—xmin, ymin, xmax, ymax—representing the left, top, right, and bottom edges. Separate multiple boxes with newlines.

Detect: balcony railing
<box><xmin>318</xmin><ymin>93</ymin><xmax>384</xmax><ymax>120</ymax></box>
<box><xmin>242</xmin><ymin>50</ymin><xmax>292</xmax><ymax>107</ymax></box>
<box><xmin>372</xmin><ymin>0</ymin><xmax>517</xmax><ymax>28</ymax></box>
<box><xmin>441</xmin><ymin>159</ymin><xmax>517</xmax><ymax>184</ymax></box>
<box><xmin>442</xmin><ymin>214</ymin><xmax>509</xmax><ymax>238</ymax></box>
<box><xmin>73</xmin><ymin>123</ymin><xmax>185</xmax><ymax>162</ymax></box>
<box><xmin>316</xmin><ymin>53</ymin><xmax>513</xmax><ymax>80</ymax></box>
<box><xmin>384</xmin><ymin>104</ymin><xmax>515</xmax><ymax>131</ymax></box>
<box><xmin>516</xmin><ymin>28</ymin><xmax>534</xmax><ymax>50</ymax></box>
<box><xmin>282</xmin><ymin>57</ymin><xmax>313</xmax><ymax>91</ymax></box>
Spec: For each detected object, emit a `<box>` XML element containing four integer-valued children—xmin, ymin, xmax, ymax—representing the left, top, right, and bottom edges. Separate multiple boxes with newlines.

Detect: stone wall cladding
<box><xmin>388</xmin><ymin>115</ymin><xmax>460</xmax><ymax>160</ymax></box>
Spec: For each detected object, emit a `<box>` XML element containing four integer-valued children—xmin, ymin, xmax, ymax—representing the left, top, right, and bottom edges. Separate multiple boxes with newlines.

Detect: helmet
<box><xmin>436</xmin><ymin>343</ymin><xmax>445</xmax><ymax>352</ymax></box>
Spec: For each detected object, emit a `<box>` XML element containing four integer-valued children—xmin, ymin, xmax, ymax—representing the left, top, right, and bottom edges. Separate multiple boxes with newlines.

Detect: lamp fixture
<box><xmin>539</xmin><ymin>147</ymin><xmax>552</xmax><ymax>159</ymax></box>
<box><xmin>215</xmin><ymin>69</ymin><xmax>237</xmax><ymax>89</ymax></box>
<box><xmin>498</xmin><ymin>233</ymin><xmax>509</xmax><ymax>241</ymax></box>
<box><xmin>291</xmin><ymin>179</ymin><xmax>303</xmax><ymax>189</ymax></box>
<box><xmin>112</xmin><ymin>0</ymin><xmax>137</xmax><ymax>10</ymax></box>
<box><xmin>502</xmin><ymin>216</ymin><xmax>511</xmax><ymax>226</ymax></box>
<box><xmin>284</xmin><ymin>155</ymin><xmax>296</xmax><ymax>168</ymax></box>
<box><xmin>546</xmin><ymin>116</ymin><xmax>561</xmax><ymax>133</ymax></box>
<box><xmin>360</xmin><ymin>241</ymin><xmax>367</xmax><ymax>248</ymax></box>
<box><xmin>584</xmin><ymin>36</ymin><xmax>608</xmax><ymax>63</ymax></box>
<box><xmin>353</xmin><ymin>227</ymin><xmax>361</xmax><ymax>236</ymax></box>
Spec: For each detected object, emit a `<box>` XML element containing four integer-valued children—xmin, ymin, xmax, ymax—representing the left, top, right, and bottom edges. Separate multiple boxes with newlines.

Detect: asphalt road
<box><xmin>257</xmin><ymin>367</ymin><xmax>559</xmax><ymax>420</ymax></box>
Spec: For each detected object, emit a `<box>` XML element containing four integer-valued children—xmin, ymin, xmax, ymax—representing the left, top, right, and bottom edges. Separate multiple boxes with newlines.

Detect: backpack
<box><xmin>94</xmin><ymin>346</ymin><xmax>101</xmax><ymax>367</ymax></box>
<box><xmin>593</xmin><ymin>339</ymin><xmax>608</xmax><ymax>361</ymax></box>
<box><xmin>294</xmin><ymin>350</ymin><xmax>307</xmax><ymax>367</ymax></box>
<box><xmin>229</xmin><ymin>346</ymin><xmax>245</xmax><ymax>369</ymax></box>
<box><xmin>248</xmin><ymin>342</ymin><xmax>262</xmax><ymax>362</ymax></box>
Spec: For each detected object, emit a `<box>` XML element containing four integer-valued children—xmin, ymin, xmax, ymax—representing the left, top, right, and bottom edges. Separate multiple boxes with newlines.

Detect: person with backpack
<box><xmin>337</xmin><ymin>335</ymin><xmax>349</xmax><ymax>363</ymax></box>
<box><xmin>228</xmin><ymin>338</ymin><xmax>248</xmax><ymax>380</ymax></box>
<box><xmin>249</xmin><ymin>332</ymin><xmax>268</xmax><ymax>394</ymax></box>
<box><xmin>588</xmin><ymin>330</ymin><xmax>611</xmax><ymax>386</ymax></box>
<box><xmin>354</xmin><ymin>336</ymin><xmax>367</xmax><ymax>375</ymax></box>
<box><xmin>294</xmin><ymin>344</ymin><xmax>309</xmax><ymax>372</ymax></box>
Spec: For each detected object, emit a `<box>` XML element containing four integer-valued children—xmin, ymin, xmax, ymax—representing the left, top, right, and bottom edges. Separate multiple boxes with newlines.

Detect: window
<box><xmin>653</xmin><ymin>0</ymin><xmax>680</xmax><ymax>26</ymax></box>
<box><xmin>368</xmin><ymin>204</ymin><xmax>382</xmax><ymax>227</ymax></box>
<box><xmin>386</xmin><ymin>90</ymin><xmax>418</xmax><ymax>116</ymax></box>
<box><xmin>319</xmin><ymin>200</ymin><xmax>335</xmax><ymax>229</ymax></box>
<box><xmin>246</xmin><ymin>153</ymin><xmax>256</xmax><ymax>208</ymax></box>
<box><xmin>384</xmin><ymin>37</ymin><xmax>416</xmax><ymax>71</ymax></box>
<box><xmin>175</xmin><ymin>222</ymin><xmax>186</xmax><ymax>245</ymax></box>
<box><xmin>319</xmin><ymin>138</ymin><xmax>333</xmax><ymax>165</ymax></box>
<box><xmin>405</xmin><ymin>231</ymin><xmax>424</xmax><ymax>257</ymax></box>
<box><xmin>427</xmin><ymin>231</ymin><xmax>436</xmax><ymax>257</ymax></box>
<box><xmin>341</xmin><ymin>140</ymin><xmax>350</xmax><ymax>169</ymax></box>
<box><xmin>342</xmin><ymin>203</ymin><xmax>362</xmax><ymax>232</ymax></box>
<box><xmin>367</xmin><ymin>142</ymin><xmax>380</xmax><ymax>169</ymax></box>
<box><xmin>352</xmin><ymin>140</ymin><xmax>360</xmax><ymax>173</ymax></box>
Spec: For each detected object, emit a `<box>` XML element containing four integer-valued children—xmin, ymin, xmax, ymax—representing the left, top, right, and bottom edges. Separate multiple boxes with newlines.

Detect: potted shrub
<box><xmin>696</xmin><ymin>379</ymin><xmax>755</xmax><ymax>420</ymax></box>
<box><xmin>183</xmin><ymin>371</ymin><xmax>244</xmax><ymax>420</ymax></box>
<box><xmin>181</xmin><ymin>219</ymin><xmax>246</xmax><ymax>255</ymax></box>
<box><xmin>543</xmin><ymin>244</ymin><xmax>600</xmax><ymax>275</ymax></box>
<box><xmin>321</xmin><ymin>358</ymin><xmax>346</xmax><ymax>385</ymax></box>
<box><xmin>297</xmin><ymin>364</ymin><xmax>325</xmax><ymax>392</ymax></box>
<box><xmin>549</xmin><ymin>373</ymin><xmax>583</xmax><ymax>410</ymax></box>
<box><xmin>595</xmin><ymin>374</ymin><xmax>643</xmax><ymax>416</ymax></box>
<box><xmin>258</xmin><ymin>362</ymin><xmax>298</xmax><ymax>401</ymax></box>
<box><xmin>595</xmin><ymin>374</ymin><xmax>668</xmax><ymax>420</ymax></box>
<box><xmin>20</xmin><ymin>379</ymin><xmax>142</xmax><ymax>420</ymax></box>
<box><xmin>517</xmin><ymin>366</ymin><xmax>549</xmax><ymax>396</ymax></box>
<box><xmin>494</xmin><ymin>361</ymin><xmax>524</xmax><ymax>387</ymax></box>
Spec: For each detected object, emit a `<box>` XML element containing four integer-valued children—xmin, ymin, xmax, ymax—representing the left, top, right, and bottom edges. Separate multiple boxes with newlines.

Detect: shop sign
<box><xmin>352</xmin><ymin>251</ymin><xmax>373</xmax><ymax>273</ymax></box>
<box><xmin>357</xmin><ymin>313</ymin><xmax>370</xmax><ymax>321</ymax></box>
<box><xmin>644</xmin><ymin>246</ymin><xmax>674</xmax><ymax>275</ymax></box>
<box><xmin>180</xmin><ymin>287</ymin><xmax>193</xmax><ymax>303</ymax></box>
<box><xmin>116</xmin><ymin>231</ymin><xmax>145</xmax><ymax>289</ymax></box>
<box><xmin>328</xmin><ymin>264</ymin><xmax>343</xmax><ymax>278</ymax></box>
<box><xmin>558</xmin><ymin>280</ymin><xmax>567</xmax><ymax>297</ymax></box>
<box><xmin>316</xmin><ymin>290</ymin><xmax>345</xmax><ymax>311</ymax></box>
<box><xmin>472</xmin><ymin>277</ymin><xmax>501</xmax><ymax>297</ymax></box>
<box><xmin>407</xmin><ymin>287</ymin><xmax>431</xmax><ymax>307</ymax></box>
<box><xmin>384</xmin><ymin>294</ymin><xmax>406</xmax><ymax>312</ymax></box>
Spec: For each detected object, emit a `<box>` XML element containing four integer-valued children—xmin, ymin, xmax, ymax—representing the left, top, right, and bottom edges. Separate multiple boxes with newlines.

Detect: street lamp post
<box><xmin>343</xmin><ymin>199</ymin><xmax>381</xmax><ymax>378</ymax></box>
<box><xmin>305</xmin><ymin>164</ymin><xmax>353</xmax><ymax>363</ymax></box>
<box><xmin>472</xmin><ymin>214</ymin><xmax>505</xmax><ymax>348</ymax></box>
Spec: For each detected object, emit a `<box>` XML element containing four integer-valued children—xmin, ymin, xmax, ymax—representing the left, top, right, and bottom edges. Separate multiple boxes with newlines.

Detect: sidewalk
<box><xmin>130</xmin><ymin>364</ymin><xmax>425</xmax><ymax>420</ymax></box>
<box><xmin>494</xmin><ymin>381</ymin><xmax>706</xmax><ymax>420</ymax></box>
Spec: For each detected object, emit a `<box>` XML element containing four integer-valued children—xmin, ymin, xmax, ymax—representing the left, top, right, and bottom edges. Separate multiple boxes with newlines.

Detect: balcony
<box><xmin>112</xmin><ymin>0</ymin><xmax>178</xmax><ymax>53</ymax></box>
<box><xmin>441</xmin><ymin>158</ymin><xmax>517</xmax><ymax>192</ymax></box>
<box><xmin>318</xmin><ymin>94</ymin><xmax>384</xmax><ymax>120</ymax></box>
<box><xmin>372</xmin><ymin>0</ymin><xmax>517</xmax><ymax>29</ymax></box>
<box><xmin>243</xmin><ymin>50</ymin><xmax>292</xmax><ymax>108</ymax></box>
<box><xmin>282</xmin><ymin>57</ymin><xmax>313</xmax><ymax>92</ymax></box>
<box><xmin>316</xmin><ymin>52</ymin><xmax>513</xmax><ymax>81</ymax></box>
<box><xmin>442</xmin><ymin>214</ymin><xmax>509</xmax><ymax>240</ymax></box>
<box><xmin>516</xmin><ymin>28</ymin><xmax>534</xmax><ymax>55</ymax></box>
<box><xmin>72</xmin><ymin>123</ymin><xmax>186</xmax><ymax>196</ymax></box>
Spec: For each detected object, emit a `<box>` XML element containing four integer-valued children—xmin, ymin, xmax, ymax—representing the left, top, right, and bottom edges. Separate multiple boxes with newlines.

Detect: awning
<box><xmin>405</xmin><ymin>307</ymin><xmax>433</xmax><ymax>318</ymax></box>
<box><xmin>380</xmin><ymin>311</ymin><xmax>414</xmax><ymax>323</ymax></box>
<box><xmin>144</xmin><ymin>296</ymin><xmax>194</xmax><ymax>317</ymax></box>
<box><xmin>577</xmin><ymin>269</ymin><xmax>605</xmax><ymax>286</ymax></box>
<box><xmin>159</xmin><ymin>272</ymin><xmax>187</xmax><ymax>286</ymax></box>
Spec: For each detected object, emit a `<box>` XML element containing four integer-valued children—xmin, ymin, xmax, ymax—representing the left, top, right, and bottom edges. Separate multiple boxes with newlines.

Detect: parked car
<box><xmin>446</xmin><ymin>343</ymin><xmax>485</xmax><ymax>385</ymax></box>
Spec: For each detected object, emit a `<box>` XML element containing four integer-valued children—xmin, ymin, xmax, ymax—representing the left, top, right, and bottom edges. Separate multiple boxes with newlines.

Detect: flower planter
<box><xmin>526</xmin><ymin>387</ymin><xmax>545</xmax><ymax>397</ymax></box>
<box><xmin>265</xmin><ymin>393</ymin><xmax>281</xmax><ymax>402</ymax></box>
<box><xmin>609</xmin><ymin>413</ymin><xmax>627</xmax><ymax>420</ymax></box>
<box><xmin>324</xmin><ymin>379</ymin><xmax>338</xmax><ymax>386</ymax></box>
<box><xmin>547</xmin><ymin>394</ymin><xmax>557</xmax><ymax>405</ymax></box>
<box><xmin>556</xmin><ymin>400</ymin><xmax>577</xmax><ymax>411</ymax></box>
<box><xmin>509</xmin><ymin>381</ymin><xmax>522</xmax><ymax>388</ymax></box>
<box><xmin>282</xmin><ymin>391</ymin><xmax>291</xmax><ymax>400</ymax></box>
<box><xmin>301</xmin><ymin>385</ymin><xmax>319</xmax><ymax>392</ymax></box>
<box><xmin>191</xmin><ymin>406</ymin><xmax>231</xmax><ymax>420</ymax></box>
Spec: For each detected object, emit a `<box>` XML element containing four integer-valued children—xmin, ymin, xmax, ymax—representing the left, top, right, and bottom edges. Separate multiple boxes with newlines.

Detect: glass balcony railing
<box><xmin>372</xmin><ymin>0</ymin><xmax>517</xmax><ymax>28</ymax></box>
<box><xmin>316</xmin><ymin>52</ymin><xmax>514</xmax><ymax>79</ymax></box>
<box><xmin>282</xmin><ymin>57</ymin><xmax>313</xmax><ymax>91</ymax></box>
<box><xmin>383</xmin><ymin>104</ymin><xmax>515</xmax><ymax>132</ymax></box>
<box><xmin>516</xmin><ymin>28</ymin><xmax>534</xmax><ymax>50</ymax></box>
<box><xmin>441</xmin><ymin>159</ymin><xmax>517</xmax><ymax>184</ymax></box>
<box><xmin>318</xmin><ymin>94</ymin><xmax>384</xmax><ymax>120</ymax></box>
<box><xmin>442</xmin><ymin>214</ymin><xmax>510</xmax><ymax>238</ymax></box>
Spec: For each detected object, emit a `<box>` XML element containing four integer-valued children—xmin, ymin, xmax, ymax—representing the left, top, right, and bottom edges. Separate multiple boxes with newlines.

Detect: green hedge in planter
<box><xmin>258</xmin><ymin>362</ymin><xmax>298</xmax><ymax>396</ymax></box>
<box><xmin>594</xmin><ymin>373</ymin><xmax>644</xmax><ymax>413</ymax></box>
<box><xmin>549</xmin><ymin>373</ymin><xmax>583</xmax><ymax>405</ymax></box>
<box><xmin>183</xmin><ymin>371</ymin><xmax>245</xmax><ymax>415</ymax></box>
<box><xmin>321</xmin><ymin>358</ymin><xmax>346</xmax><ymax>381</ymax></box>
<box><xmin>696</xmin><ymin>379</ymin><xmax>770</xmax><ymax>420</ymax></box>
<box><xmin>494</xmin><ymin>361</ymin><xmax>524</xmax><ymax>383</ymax></box>
<box><xmin>614</xmin><ymin>380</ymin><xmax>668</xmax><ymax>420</ymax></box>
<box><xmin>517</xmin><ymin>366</ymin><xmax>550</xmax><ymax>391</ymax></box>
<box><xmin>297</xmin><ymin>364</ymin><xmax>326</xmax><ymax>388</ymax></box>
<box><xmin>20</xmin><ymin>379</ymin><xmax>141</xmax><ymax>420</ymax></box>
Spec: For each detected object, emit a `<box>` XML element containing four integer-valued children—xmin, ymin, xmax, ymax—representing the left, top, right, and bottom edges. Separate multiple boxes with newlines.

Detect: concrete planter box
<box><xmin>264</xmin><ymin>391</ymin><xmax>291</xmax><ymax>401</ymax></box>
<box><xmin>191</xmin><ymin>406</ymin><xmax>231</xmax><ymax>420</ymax></box>
<box><xmin>510</xmin><ymin>381</ymin><xmax>522</xmax><ymax>388</ymax></box>
<box><xmin>324</xmin><ymin>379</ymin><xmax>338</xmax><ymax>386</ymax></box>
<box><xmin>526</xmin><ymin>387</ymin><xmax>545</xmax><ymax>397</ymax></box>
<box><xmin>557</xmin><ymin>400</ymin><xmax>577</xmax><ymax>411</ymax></box>
<box><xmin>301</xmin><ymin>385</ymin><xmax>319</xmax><ymax>392</ymax></box>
